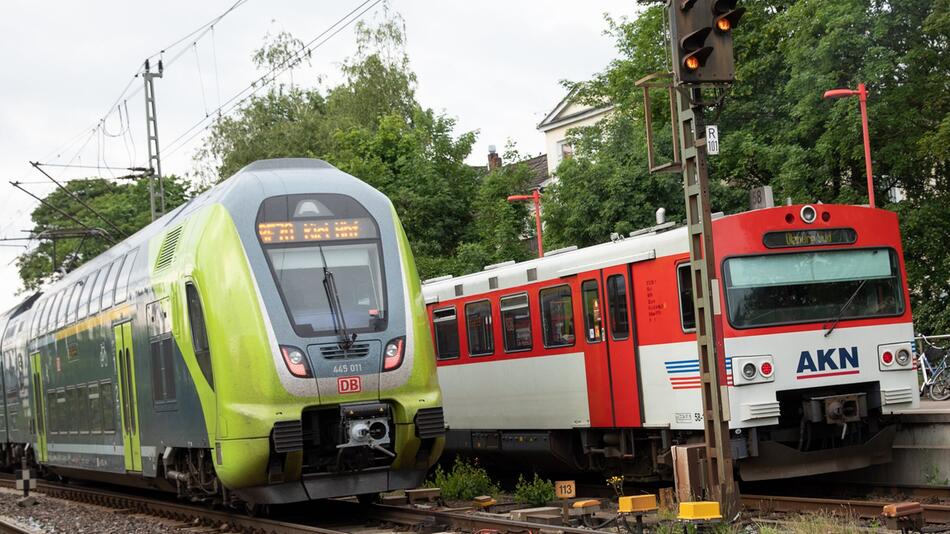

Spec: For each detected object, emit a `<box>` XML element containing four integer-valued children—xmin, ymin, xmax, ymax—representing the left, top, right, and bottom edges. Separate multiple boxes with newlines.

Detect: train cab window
<box><xmin>432</xmin><ymin>307</ymin><xmax>460</xmax><ymax>360</ymax></box>
<box><xmin>88</xmin><ymin>383</ymin><xmax>101</xmax><ymax>433</ymax></box>
<box><xmin>115</xmin><ymin>250</ymin><xmax>138</xmax><ymax>304</ymax></box>
<box><xmin>101</xmin><ymin>380</ymin><xmax>116</xmax><ymax>432</ymax></box>
<box><xmin>500</xmin><ymin>294</ymin><xmax>532</xmax><ymax>352</ymax></box>
<box><xmin>78</xmin><ymin>270</ymin><xmax>99</xmax><ymax>320</ymax></box>
<box><xmin>186</xmin><ymin>283</ymin><xmax>213</xmax><ymax>390</ymax></box>
<box><xmin>540</xmin><ymin>285</ymin><xmax>575</xmax><ymax>348</ymax></box>
<box><xmin>677</xmin><ymin>264</ymin><xmax>697</xmax><ymax>331</ymax></box>
<box><xmin>581</xmin><ymin>280</ymin><xmax>603</xmax><ymax>342</ymax></box>
<box><xmin>101</xmin><ymin>257</ymin><xmax>125</xmax><ymax>310</ymax></box>
<box><xmin>465</xmin><ymin>301</ymin><xmax>494</xmax><ymax>356</ymax></box>
<box><xmin>89</xmin><ymin>264</ymin><xmax>111</xmax><ymax>315</ymax></box>
<box><xmin>606</xmin><ymin>275</ymin><xmax>630</xmax><ymax>340</ymax></box>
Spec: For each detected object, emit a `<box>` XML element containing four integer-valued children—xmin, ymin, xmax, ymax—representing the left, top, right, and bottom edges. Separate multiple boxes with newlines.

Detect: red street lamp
<box><xmin>507</xmin><ymin>188</ymin><xmax>543</xmax><ymax>258</ymax></box>
<box><xmin>822</xmin><ymin>82</ymin><xmax>876</xmax><ymax>208</ymax></box>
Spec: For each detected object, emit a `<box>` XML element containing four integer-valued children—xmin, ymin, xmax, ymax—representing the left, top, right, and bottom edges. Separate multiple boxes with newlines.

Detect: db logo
<box><xmin>337</xmin><ymin>376</ymin><xmax>361</xmax><ymax>394</ymax></box>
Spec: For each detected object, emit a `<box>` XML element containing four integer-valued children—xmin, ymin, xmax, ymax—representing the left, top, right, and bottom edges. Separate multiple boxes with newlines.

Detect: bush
<box><xmin>429</xmin><ymin>457</ymin><xmax>499</xmax><ymax>501</ymax></box>
<box><xmin>514</xmin><ymin>473</ymin><xmax>556</xmax><ymax>507</ymax></box>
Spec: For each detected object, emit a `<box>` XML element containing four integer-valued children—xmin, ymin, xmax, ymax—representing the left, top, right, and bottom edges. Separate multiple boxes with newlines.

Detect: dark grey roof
<box><xmin>522</xmin><ymin>154</ymin><xmax>549</xmax><ymax>189</ymax></box>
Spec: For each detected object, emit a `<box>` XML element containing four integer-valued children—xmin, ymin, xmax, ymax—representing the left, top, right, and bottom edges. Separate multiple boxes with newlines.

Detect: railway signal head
<box><xmin>668</xmin><ymin>0</ymin><xmax>745</xmax><ymax>85</ymax></box>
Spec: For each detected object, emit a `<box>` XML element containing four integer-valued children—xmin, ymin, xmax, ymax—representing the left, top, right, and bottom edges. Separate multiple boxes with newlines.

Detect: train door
<box><xmin>29</xmin><ymin>352</ymin><xmax>47</xmax><ymax>463</ymax></box>
<box><xmin>602</xmin><ymin>264</ymin><xmax>642</xmax><ymax>427</ymax></box>
<box><xmin>579</xmin><ymin>277</ymin><xmax>615</xmax><ymax>427</ymax></box>
<box><xmin>113</xmin><ymin>322</ymin><xmax>142</xmax><ymax>472</ymax></box>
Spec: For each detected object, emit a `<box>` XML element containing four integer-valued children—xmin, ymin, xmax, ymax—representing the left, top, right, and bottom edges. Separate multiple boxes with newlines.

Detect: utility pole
<box><xmin>143</xmin><ymin>59</ymin><xmax>165</xmax><ymax>221</ymax></box>
<box><xmin>636</xmin><ymin>0</ymin><xmax>745</xmax><ymax>517</ymax></box>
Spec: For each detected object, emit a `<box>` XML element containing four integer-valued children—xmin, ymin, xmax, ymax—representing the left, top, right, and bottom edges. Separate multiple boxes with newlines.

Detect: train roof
<box><xmin>421</xmin><ymin>218</ymin><xmax>696</xmax><ymax>304</ymax></box>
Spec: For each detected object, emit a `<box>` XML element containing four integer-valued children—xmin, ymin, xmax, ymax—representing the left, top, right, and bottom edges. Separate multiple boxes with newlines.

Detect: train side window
<box><xmin>78</xmin><ymin>270</ymin><xmax>99</xmax><ymax>320</ymax></box>
<box><xmin>186</xmin><ymin>283</ymin><xmax>214</xmax><ymax>390</ymax></box>
<box><xmin>465</xmin><ymin>300</ymin><xmax>494</xmax><ymax>356</ymax></box>
<box><xmin>89</xmin><ymin>264</ymin><xmax>110</xmax><ymax>316</ymax></box>
<box><xmin>151</xmin><ymin>337</ymin><xmax>178</xmax><ymax>403</ymax></box>
<box><xmin>114</xmin><ymin>250</ymin><xmax>138</xmax><ymax>304</ymax></box>
<box><xmin>67</xmin><ymin>387</ymin><xmax>79</xmax><ymax>433</ymax></box>
<box><xmin>500</xmin><ymin>294</ymin><xmax>532</xmax><ymax>352</ymax></box>
<box><xmin>50</xmin><ymin>290</ymin><xmax>65</xmax><ymax>330</ymax></box>
<box><xmin>606</xmin><ymin>275</ymin><xmax>630</xmax><ymax>340</ymax></box>
<box><xmin>101</xmin><ymin>380</ymin><xmax>116</xmax><ymax>433</ymax></box>
<box><xmin>30</xmin><ymin>299</ymin><xmax>46</xmax><ymax>338</ymax></box>
<box><xmin>56</xmin><ymin>389</ymin><xmax>66</xmax><ymax>434</ymax></box>
<box><xmin>581</xmin><ymin>280</ymin><xmax>603</xmax><ymax>343</ymax></box>
<box><xmin>677</xmin><ymin>264</ymin><xmax>697</xmax><ymax>332</ymax></box>
<box><xmin>540</xmin><ymin>285</ymin><xmax>575</xmax><ymax>348</ymax></box>
<box><xmin>46</xmin><ymin>390</ymin><xmax>57</xmax><ymax>434</ymax></box>
<box><xmin>88</xmin><ymin>383</ymin><xmax>101</xmax><ymax>433</ymax></box>
<box><xmin>101</xmin><ymin>257</ymin><xmax>125</xmax><ymax>310</ymax></box>
<box><xmin>66</xmin><ymin>278</ymin><xmax>85</xmax><ymax>324</ymax></box>
<box><xmin>58</xmin><ymin>284</ymin><xmax>76</xmax><ymax>327</ymax></box>
<box><xmin>432</xmin><ymin>307</ymin><xmax>460</xmax><ymax>360</ymax></box>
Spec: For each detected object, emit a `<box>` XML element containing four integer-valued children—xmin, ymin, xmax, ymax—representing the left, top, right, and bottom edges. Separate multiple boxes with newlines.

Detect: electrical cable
<box><xmin>194</xmin><ymin>42</ymin><xmax>210</xmax><ymax>116</ymax></box>
<box><xmin>163</xmin><ymin>0</ymin><xmax>380</xmax><ymax>158</ymax></box>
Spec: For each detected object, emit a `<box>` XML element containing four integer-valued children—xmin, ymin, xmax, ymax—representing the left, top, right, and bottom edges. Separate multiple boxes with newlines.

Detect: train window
<box><xmin>78</xmin><ymin>270</ymin><xmax>99</xmax><ymax>320</ymax></box>
<box><xmin>186</xmin><ymin>283</ymin><xmax>214</xmax><ymax>390</ymax></box>
<box><xmin>46</xmin><ymin>390</ymin><xmax>57</xmax><ymax>434</ymax></box>
<box><xmin>432</xmin><ymin>308</ymin><xmax>460</xmax><ymax>360</ymax></box>
<box><xmin>677</xmin><ymin>264</ymin><xmax>696</xmax><ymax>332</ymax></box>
<box><xmin>50</xmin><ymin>291</ymin><xmax>65</xmax><ymax>330</ymax></box>
<box><xmin>30</xmin><ymin>299</ymin><xmax>46</xmax><ymax>338</ymax></box>
<box><xmin>151</xmin><ymin>337</ymin><xmax>178</xmax><ymax>403</ymax></box>
<box><xmin>101</xmin><ymin>381</ymin><xmax>116</xmax><ymax>432</ymax></box>
<box><xmin>606</xmin><ymin>275</ymin><xmax>630</xmax><ymax>340</ymax></box>
<box><xmin>56</xmin><ymin>389</ymin><xmax>66</xmax><ymax>434</ymax></box>
<box><xmin>89</xmin><ymin>265</ymin><xmax>110</xmax><ymax>315</ymax></box>
<box><xmin>67</xmin><ymin>387</ymin><xmax>79</xmax><ymax>433</ymax></box>
<box><xmin>465</xmin><ymin>301</ymin><xmax>494</xmax><ymax>356</ymax></box>
<box><xmin>66</xmin><ymin>278</ymin><xmax>86</xmax><ymax>324</ymax></box>
<box><xmin>101</xmin><ymin>257</ymin><xmax>125</xmax><ymax>310</ymax></box>
<box><xmin>500</xmin><ymin>294</ymin><xmax>532</xmax><ymax>352</ymax></box>
<box><xmin>40</xmin><ymin>294</ymin><xmax>54</xmax><ymax>333</ymax></box>
<box><xmin>114</xmin><ymin>250</ymin><xmax>138</xmax><ymax>304</ymax></box>
<box><xmin>581</xmin><ymin>280</ymin><xmax>603</xmax><ymax>343</ymax></box>
<box><xmin>58</xmin><ymin>285</ymin><xmax>75</xmax><ymax>327</ymax></box>
<box><xmin>540</xmin><ymin>285</ymin><xmax>575</xmax><ymax>348</ymax></box>
<box><xmin>88</xmin><ymin>383</ymin><xmax>101</xmax><ymax>433</ymax></box>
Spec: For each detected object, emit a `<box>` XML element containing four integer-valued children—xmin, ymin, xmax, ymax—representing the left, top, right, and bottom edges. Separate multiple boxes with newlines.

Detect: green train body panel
<box><xmin>0</xmin><ymin>159</ymin><xmax>444</xmax><ymax>504</ymax></box>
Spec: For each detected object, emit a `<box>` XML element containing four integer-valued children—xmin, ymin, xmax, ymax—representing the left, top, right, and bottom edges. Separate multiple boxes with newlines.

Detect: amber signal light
<box><xmin>716</xmin><ymin>18</ymin><xmax>731</xmax><ymax>31</ymax></box>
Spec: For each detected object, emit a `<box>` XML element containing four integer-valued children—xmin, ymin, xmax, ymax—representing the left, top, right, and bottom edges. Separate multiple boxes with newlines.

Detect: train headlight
<box><xmin>741</xmin><ymin>362</ymin><xmax>757</xmax><ymax>380</ymax></box>
<box><xmin>280</xmin><ymin>345</ymin><xmax>312</xmax><ymax>378</ymax></box>
<box><xmin>383</xmin><ymin>337</ymin><xmax>406</xmax><ymax>371</ymax></box>
<box><xmin>895</xmin><ymin>348</ymin><xmax>911</xmax><ymax>366</ymax></box>
<box><xmin>800</xmin><ymin>205</ymin><xmax>817</xmax><ymax>224</ymax></box>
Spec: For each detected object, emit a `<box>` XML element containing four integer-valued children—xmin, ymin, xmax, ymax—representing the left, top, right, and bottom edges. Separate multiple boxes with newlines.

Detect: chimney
<box><xmin>487</xmin><ymin>145</ymin><xmax>502</xmax><ymax>171</ymax></box>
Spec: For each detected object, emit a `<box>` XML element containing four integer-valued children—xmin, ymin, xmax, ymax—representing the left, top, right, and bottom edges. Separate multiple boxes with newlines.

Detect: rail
<box><xmin>742</xmin><ymin>494</ymin><xmax>950</xmax><ymax>525</ymax></box>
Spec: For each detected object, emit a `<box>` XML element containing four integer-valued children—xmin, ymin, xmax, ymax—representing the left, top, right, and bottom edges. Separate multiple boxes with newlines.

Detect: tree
<box><xmin>16</xmin><ymin>176</ymin><xmax>191</xmax><ymax>290</ymax></box>
<box><xmin>545</xmin><ymin>0</ymin><xmax>950</xmax><ymax>330</ymax></box>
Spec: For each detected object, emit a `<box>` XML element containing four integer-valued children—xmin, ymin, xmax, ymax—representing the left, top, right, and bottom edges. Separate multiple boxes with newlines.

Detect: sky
<box><xmin>0</xmin><ymin>0</ymin><xmax>637</xmax><ymax>311</ymax></box>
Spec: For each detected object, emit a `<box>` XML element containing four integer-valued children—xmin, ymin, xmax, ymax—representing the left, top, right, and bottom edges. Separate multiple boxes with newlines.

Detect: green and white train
<box><xmin>0</xmin><ymin>159</ymin><xmax>444</xmax><ymax>506</ymax></box>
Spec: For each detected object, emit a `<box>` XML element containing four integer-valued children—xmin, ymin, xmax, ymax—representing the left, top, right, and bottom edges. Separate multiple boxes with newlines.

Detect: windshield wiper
<box><xmin>824</xmin><ymin>279</ymin><xmax>868</xmax><ymax>338</ymax></box>
<box><xmin>317</xmin><ymin>244</ymin><xmax>356</xmax><ymax>350</ymax></box>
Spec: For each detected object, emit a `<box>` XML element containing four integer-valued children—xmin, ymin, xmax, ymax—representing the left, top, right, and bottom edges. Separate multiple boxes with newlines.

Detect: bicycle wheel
<box><xmin>929</xmin><ymin>369</ymin><xmax>950</xmax><ymax>401</ymax></box>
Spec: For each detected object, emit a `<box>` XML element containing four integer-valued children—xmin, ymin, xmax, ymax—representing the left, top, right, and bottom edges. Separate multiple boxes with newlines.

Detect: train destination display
<box><xmin>257</xmin><ymin>217</ymin><xmax>377</xmax><ymax>243</ymax></box>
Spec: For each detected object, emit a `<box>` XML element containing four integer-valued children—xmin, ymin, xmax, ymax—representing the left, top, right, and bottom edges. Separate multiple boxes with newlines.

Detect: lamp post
<box><xmin>822</xmin><ymin>82</ymin><xmax>875</xmax><ymax>208</ymax></box>
<box><xmin>507</xmin><ymin>188</ymin><xmax>543</xmax><ymax>258</ymax></box>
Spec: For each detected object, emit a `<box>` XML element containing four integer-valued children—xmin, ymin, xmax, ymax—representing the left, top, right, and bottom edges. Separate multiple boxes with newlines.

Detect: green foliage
<box><xmin>513</xmin><ymin>473</ymin><xmax>556</xmax><ymax>507</ymax></box>
<box><xmin>16</xmin><ymin>176</ymin><xmax>191</xmax><ymax>290</ymax></box>
<box><xmin>428</xmin><ymin>457</ymin><xmax>499</xmax><ymax>501</ymax></box>
<box><xmin>546</xmin><ymin>0</ymin><xmax>950</xmax><ymax>330</ymax></box>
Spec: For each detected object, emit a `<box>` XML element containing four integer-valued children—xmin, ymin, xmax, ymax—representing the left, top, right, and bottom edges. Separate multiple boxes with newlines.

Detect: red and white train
<box><xmin>422</xmin><ymin>204</ymin><xmax>918</xmax><ymax>481</ymax></box>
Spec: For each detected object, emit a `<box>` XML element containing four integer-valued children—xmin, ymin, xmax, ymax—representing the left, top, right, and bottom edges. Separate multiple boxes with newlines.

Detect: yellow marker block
<box><xmin>572</xmin><ymin>499</ymin><xmax>600</xmax><ymax>509</ymax></box>
<box><xmin>677</xmin><ymin>501</ymin><xmax>722</xmax><ymax>520</ymax></box>
<box><xmin>618</xmin><ymin>495</ymin><xmax>658</xmax><ymax>513</ymax></box>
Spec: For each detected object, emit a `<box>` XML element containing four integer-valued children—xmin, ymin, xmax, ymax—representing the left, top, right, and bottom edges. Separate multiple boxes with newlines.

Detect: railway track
<box><xmin>742</xmin><ymin>494</ymin><xmax>950</xmax><ymax>525</ymax></box>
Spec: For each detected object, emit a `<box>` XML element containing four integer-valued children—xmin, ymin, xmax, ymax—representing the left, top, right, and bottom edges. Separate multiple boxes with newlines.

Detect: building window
<box><xmin>433</xmin><ymin>307</ymin><xmax>460</xmax><ymax>360</ymax></box>
<box><xmin>677</xmin><ymin>263</ymin><xmax>696</xmax><ymax>331</ymax></box>
<box><xmin>557</xmin><ymin>140</ymin><xmax>574</xmax><ymax>162</ymax></box>
<box><xmin>500</xmin><ymin>294</ymin><xmax>531</xmax><ymax>352</ymax></box>
<box><xmin>540</xmin><ymin>285</ymin><xmax>574</xmax><ymax>347</ymax></box>
<box><xmin>465</xmin><ymin>301</ymin><xmax>494</xmax><ymax>356</ymax></box>
<box><xmin>607</xmin><ymin>275</ymin><xmax>630</xmax><ymax>340</ymax></box>
<box><xmin>581</xmin><ymin>280</ymin><xmax>603</xmax><ymax>342</ymax></box>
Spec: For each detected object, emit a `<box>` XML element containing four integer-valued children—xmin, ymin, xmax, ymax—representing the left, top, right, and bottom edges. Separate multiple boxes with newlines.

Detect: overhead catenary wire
<box><xmin>163</xmin><ymin>0</ymin><xmax>381</xmax><ymax>159</ymax></box>
<box><xmin>8</xmin><ymin>182</ymin><xmax>115</xmax><ymax>245</ymax></box>
<box><xmin>29</xmin><ymin>162</ymin><xmax>125</xmax><ymax>238</ymax></box>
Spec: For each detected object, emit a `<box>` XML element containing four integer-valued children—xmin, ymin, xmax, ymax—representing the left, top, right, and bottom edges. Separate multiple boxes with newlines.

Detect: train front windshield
<box><xmin>723</xmin><ymin>248</ymin><xmax>903</xmax><ymax>329</ymax></box>
<box><xmin>257</xmin><ymin>194</ymin><xmax>387</xmax><ymax>337</ymax></box>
